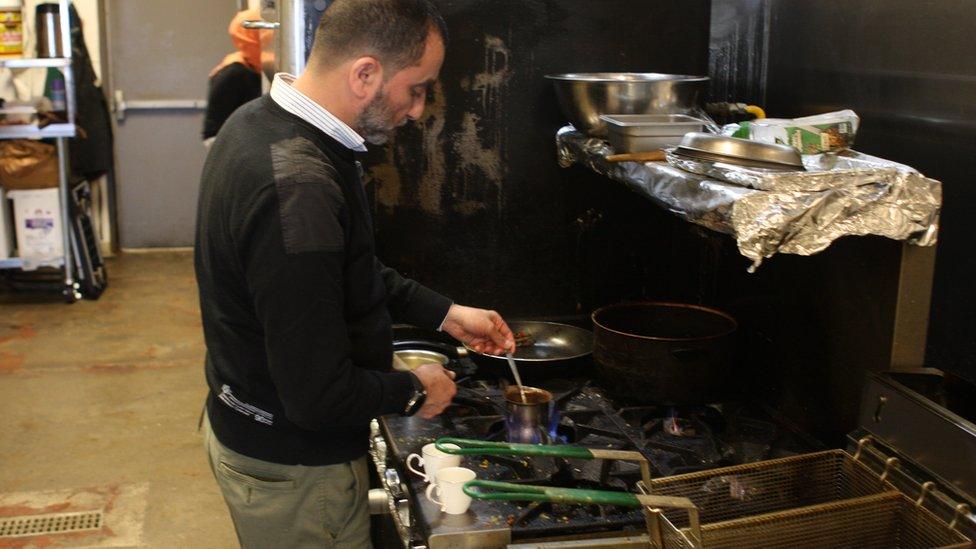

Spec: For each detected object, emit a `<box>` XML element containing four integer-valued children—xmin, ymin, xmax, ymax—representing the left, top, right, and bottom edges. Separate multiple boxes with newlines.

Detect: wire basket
<box><xmin>646</xmin><ymin>450</ymin><xmax>895</xmax><ymax>527</ymax></box>
<box><xmin>651</xmin><ymin>491</ymin><xmax>971</xmax><ymax>549</ymax></box>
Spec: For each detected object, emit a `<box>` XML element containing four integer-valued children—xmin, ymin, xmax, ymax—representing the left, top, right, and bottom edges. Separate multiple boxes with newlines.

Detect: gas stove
<box><xmin>370</xmin><ymin>359</ymin><xmax>821</xmax><ymax>549</ymax></box>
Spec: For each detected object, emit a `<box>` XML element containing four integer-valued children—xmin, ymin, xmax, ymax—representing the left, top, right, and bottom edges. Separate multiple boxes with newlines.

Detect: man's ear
<box><xmin>348</xmin><ymin>56</ymin><xmax>384</xmax><ymax>101</ymax></box>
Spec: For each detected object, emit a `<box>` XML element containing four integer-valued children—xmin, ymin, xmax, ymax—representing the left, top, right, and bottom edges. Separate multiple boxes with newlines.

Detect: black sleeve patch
<box><xmin>270</xmin><ymin>136</ymin><xmax>347</xmax><ymax>254</ymax></box>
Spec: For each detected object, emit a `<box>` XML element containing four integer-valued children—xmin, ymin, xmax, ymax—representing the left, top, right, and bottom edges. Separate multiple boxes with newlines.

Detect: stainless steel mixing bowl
<box><xmin>546</xmin><ymin>73</ymin><xmax>709</xmax><ymax>136</ymax></box>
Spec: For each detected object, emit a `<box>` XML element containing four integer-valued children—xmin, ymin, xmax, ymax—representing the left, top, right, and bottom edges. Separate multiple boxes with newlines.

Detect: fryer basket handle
<box><xmin>435</xmin><ymin>437</ymin><xmax>594</xmax><ymax>459</ymax></box>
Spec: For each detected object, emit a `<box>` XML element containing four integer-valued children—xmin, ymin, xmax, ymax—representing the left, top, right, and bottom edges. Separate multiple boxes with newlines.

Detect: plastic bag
<box><xmin>0</xmin><ymin>139</ymin><xmax>58</xmax><ymax>190</ymax></box>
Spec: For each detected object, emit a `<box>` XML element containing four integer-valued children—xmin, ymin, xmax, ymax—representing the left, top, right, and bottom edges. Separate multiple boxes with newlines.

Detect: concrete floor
<box><xmin>0</xmin><ymin>251</ymin><xmax>238</xmax><ymax>547</ymax></box>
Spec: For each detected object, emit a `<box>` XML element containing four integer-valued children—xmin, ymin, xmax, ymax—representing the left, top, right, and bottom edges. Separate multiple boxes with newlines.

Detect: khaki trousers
<box><xmin>203</xmin><ymin>413</ymin><xmax>372</xmax><ymax>548</ymax></box>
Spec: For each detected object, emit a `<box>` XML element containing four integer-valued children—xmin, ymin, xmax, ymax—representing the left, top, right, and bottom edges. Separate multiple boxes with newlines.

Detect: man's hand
<box><xmin>411</xmin><ymin>363</ymin><xmax>457</xmax><ymax>419</ymax></box>
<box><xmin>441</xmin><ymin>304</ymin><xmax>515</xmax><ymax>356</ymax></box>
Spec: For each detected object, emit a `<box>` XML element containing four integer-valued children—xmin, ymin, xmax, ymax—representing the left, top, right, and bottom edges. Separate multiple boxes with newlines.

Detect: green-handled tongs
<box><xmin>435</xmin><ymin>437</ymin><xmax>653</xmax><ymax>487</ymax></box>
<box><xmin>463</xmin><ymin>480</ymin><xmax>702</xmax><ymax>547</ymax></box>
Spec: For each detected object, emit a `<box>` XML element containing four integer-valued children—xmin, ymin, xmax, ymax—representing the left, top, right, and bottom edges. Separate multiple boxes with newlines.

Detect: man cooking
<box><xmin>194</xmin><ymin>0</ymin><xmax>515</xmax><ymax>546</ymax></box>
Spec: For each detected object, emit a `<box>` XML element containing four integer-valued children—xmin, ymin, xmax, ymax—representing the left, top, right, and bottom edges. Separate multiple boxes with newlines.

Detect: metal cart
<box><xmin>0</xmin><ymin>0</ymin><xmax>93</xmax><ymax>302</ymax></box>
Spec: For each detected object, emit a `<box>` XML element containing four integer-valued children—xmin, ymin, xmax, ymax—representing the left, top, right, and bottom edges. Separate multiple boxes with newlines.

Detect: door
<box><xmin>104</xmin><ymin>0</ymin><xmax>238</xmax><ymax>248</ymax></box>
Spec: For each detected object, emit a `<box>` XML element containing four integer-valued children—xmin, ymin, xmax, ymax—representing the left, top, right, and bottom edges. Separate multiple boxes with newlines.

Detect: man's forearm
<box><xmin>375</xmin><ymin>258</ymin><xmax>453</xmax><ymax>329</ymax></box>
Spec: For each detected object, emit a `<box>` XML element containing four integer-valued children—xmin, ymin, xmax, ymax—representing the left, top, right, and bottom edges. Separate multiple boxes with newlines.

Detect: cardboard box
<box><xmin>8</xmin><ymin>188</ymin><xmax>64</xmax><ymax>262</ymax></box>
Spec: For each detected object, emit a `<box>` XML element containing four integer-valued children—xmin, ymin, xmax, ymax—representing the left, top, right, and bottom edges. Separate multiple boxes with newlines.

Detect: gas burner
<box><xmin>659</xmin><ymin>406</ymin><xmax>726</xmax><ymax>437</ymax></box>
<box><xmin>375</xmin><ymin>347</ymin><xmax>822</xmax><ymax>545</ymax></box>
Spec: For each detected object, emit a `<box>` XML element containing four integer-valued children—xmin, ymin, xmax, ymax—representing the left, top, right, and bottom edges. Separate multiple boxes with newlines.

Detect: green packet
<box><xmin>731</xmin><ymin>110</ymin><xmax>860</xmax><ymax>155</ymax></box>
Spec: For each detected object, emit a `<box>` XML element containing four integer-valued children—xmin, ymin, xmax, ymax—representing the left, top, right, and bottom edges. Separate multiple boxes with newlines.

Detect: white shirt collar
<box><xmin>269</xmin><ymin>73</ymin><xmax>367</xmax><ymax>153</ymax></box>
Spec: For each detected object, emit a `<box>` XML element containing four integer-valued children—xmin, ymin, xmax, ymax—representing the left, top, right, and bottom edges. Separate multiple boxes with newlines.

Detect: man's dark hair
<box><xmin>309</xmin><ymin>0</ymin><xmax>448</xmax><ymax>73</ymax></box>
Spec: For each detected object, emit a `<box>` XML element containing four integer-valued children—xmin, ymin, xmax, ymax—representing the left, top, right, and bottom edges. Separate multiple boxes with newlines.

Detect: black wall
<box><xmin>686</xmin><ymin>0</ymin><xmax>976</xmax><ymax>443</ymax></box>
<box><xmin>708</xmin><ymin>0</ymin><xmax>767</xmax><ymax>104</ymax></box>
<box><xmin>357</xmin><ymin>0</ymin><xmax>974</xmax><ymax>444</ymax></box>
<box><xmin>762</xmin><ymin>0</ymin><xmax>976</xmax><ymax>384</ymax></box>
<box><xmin>362</xmin><ymin>0</ymin><xmax>712</xmax><ymax>316</ymax></box>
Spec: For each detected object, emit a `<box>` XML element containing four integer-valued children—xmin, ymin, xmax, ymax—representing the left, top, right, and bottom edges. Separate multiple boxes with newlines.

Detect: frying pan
<box><xmin>462</xmin><ymin>320</ymin><xmax>593</xmax><ymax>377</ymax></box>
<box><xmin>393</xmin><ymin>321</ymin><xmax>592</xmax><ymax>378</ymax></box>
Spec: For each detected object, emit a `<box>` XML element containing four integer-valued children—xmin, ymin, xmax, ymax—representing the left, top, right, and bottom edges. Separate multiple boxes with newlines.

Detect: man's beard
<box><xmin>356</xmin><ymin>89</ymin><xmax>401</xmax><ymax>146</ymax></box>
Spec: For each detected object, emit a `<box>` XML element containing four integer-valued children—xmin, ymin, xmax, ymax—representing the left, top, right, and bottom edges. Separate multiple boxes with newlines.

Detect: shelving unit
<box><xmin>0</xmin><ymin>257</ymin><xmax>62</xmax><ymax>269</ymax></box>
<box><xmin>0</xmin><ymin>0</ymin><xmax>80</xmax><ymax>302</ymax></box>
<box><xmin>0</xmin><ymin>122</ymin><xmax>76</xmax><ymax>139</ymax></box>
<box><xmin>0</xmin><ymin>56</ymin><xmax>71</xmax><ymax>68</ymax></box>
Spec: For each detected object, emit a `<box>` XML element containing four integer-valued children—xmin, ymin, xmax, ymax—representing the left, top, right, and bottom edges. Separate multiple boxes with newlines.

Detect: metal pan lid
<box><xmin>677</xmin><ymin>132</ymin><xmax>805</xmax><ymax>169</ymax></box>
<box><xmin>672</xmin><ymin>147</ymin><xmax>806</xmax><ymax>172</ymax></box>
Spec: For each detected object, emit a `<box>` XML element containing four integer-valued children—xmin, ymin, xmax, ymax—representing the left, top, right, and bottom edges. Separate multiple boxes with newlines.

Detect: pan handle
<box><xmin>463</xmin><ymin>480</ymin><xmax>641</xmax><ymax>506</ymax></box>
<box><xmin>463</xmin><ymin>480</ymin><xmax>701</xmax><ymax>521</ymax></box>
<box><xmin>463</xmin><ymin>480</ymin><xmax>702</xmax><ymax>547</ymax></box>
<box><xmin>393</xmin><ymin>340</ymin><xmax>468</xmax><ymax>358</ymax></box>
<box><xmin>435</xmin><ymin>437</ymin><xmax>594</xmax><ymax>459</ymax></box>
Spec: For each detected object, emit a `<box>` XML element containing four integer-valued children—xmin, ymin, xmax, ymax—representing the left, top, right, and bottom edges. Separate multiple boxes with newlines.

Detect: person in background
<box><xmin>195</xmin><ymin>0</ymin><xmax>515</xmax><ymax>546</ymax></box>
<box><xmin>202</xmin><ymin>8</ymin><xmax>264</xmax><ymax>148</ymax></box>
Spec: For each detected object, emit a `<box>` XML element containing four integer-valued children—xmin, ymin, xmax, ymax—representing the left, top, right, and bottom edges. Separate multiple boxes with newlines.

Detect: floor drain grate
<box><xmin>0</xmin><ymin>510</ymin><xmax>103</xmax><ymax>538</ymax></box>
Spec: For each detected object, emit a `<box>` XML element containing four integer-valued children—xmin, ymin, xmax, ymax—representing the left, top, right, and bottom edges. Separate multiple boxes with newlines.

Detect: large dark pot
<box><xmin>592</xmin><ymin>302</ymin><xmax>737</xmax><ymax>405</ymax></box>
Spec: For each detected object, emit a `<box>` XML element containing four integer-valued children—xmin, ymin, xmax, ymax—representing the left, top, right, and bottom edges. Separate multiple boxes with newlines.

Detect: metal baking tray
<box><xmin>601</xmin><ymin>114</ymin><xmax>705</xmax><ymax>153</ymax></box>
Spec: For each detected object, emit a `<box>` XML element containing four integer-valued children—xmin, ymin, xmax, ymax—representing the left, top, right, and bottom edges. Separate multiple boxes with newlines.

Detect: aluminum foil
<box><xmin>557</xmin><ymin>126</ymin><xmax>941</xmax><ymax>271</ymax></box>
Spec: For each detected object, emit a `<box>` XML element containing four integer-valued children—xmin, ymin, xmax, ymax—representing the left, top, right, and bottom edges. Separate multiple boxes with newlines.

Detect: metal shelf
<box><xmin>0</xmin><ymin>57</ymin><xmax>71</xmax><ymax>69</ymax></box>
<box><xmin>0</xmin><ymin>123</ymin><xmax>76</xmax><ymax>139</ymax></box>
<box><xmin>0</xmin><ymin>258</ymin><xmax>21</xmax><ymax>270</ymax></box>
<box><xmin>0</xmin><ymin>257</ymin><xmax>64</xmax><ymax>270</ymax></box>
<box><xmin>0</xmin><ymin>0</ymin><xmax>80</xmax><ymax>302</ymax></box>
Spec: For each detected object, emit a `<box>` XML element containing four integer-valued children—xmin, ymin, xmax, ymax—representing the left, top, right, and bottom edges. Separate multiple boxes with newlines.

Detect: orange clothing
<box><xmin>210</xmin><ymin>9</ymin><xmax>263</xmax><ymax>77</ymax></box>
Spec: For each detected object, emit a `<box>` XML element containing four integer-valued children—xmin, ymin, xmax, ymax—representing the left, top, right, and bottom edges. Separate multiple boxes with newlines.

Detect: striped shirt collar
<box><xmin>269</xmin><ymin>72</ymin><xmax>367</xmax><ymax>152</ymax></box>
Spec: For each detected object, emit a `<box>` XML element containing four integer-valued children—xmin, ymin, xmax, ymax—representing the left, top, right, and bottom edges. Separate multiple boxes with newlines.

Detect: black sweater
<box><xmin>195</xmin><ymin>95</ymin><xmax>452</xmax><ymax>465</ymax></box>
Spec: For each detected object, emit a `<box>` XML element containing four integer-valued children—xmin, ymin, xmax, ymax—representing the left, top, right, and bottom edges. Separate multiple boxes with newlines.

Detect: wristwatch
<box><xmin>403</xmin><ymin>372</ymin><xmax>427</xmax><ymax>416</ymax></box>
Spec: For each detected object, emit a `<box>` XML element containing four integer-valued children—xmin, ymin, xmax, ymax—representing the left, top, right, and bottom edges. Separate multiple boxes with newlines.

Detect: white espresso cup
<box><xmin>406</xmin><ymin>443</ymin><xmax>461</xmax><ymax>484</ymax></box>
<box><xmin>425</xmin><ymin>467</ymin><xmax>476</xmax><ymax>515</ymax></box>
